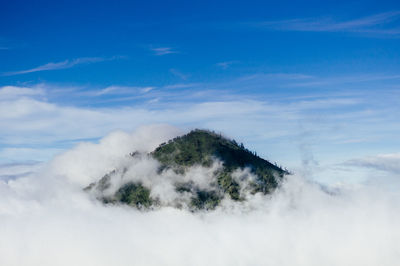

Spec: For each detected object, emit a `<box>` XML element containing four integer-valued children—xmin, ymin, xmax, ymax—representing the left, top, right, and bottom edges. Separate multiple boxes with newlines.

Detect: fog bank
<box><xmin>0</xmin><ymin>125</ymin><xmax>399</xmax><ymax>266</ymax></box>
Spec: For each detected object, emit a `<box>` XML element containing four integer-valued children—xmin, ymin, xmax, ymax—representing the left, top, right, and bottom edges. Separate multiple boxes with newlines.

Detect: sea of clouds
<box><xmin>0</xmin><ymin>125</ymin><xmax>399</xmax><ymax>266</ymax></box>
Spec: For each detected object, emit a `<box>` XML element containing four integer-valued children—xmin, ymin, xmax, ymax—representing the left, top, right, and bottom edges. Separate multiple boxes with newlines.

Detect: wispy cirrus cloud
<box><xmin>85</xmin><ymin>85</ymin><xmax>155</xmax><ymax>97</ymax></box>
<box><xmin>344</xmin><ymin>153</ymin><xmax>400</xmax><ymax>174</ymax></box>
<box><xmin>170</xmin><ymin>68</ymin><xmax>189</xmax><ymax>80</ymax></box>
<box><xmin>248</xmin><ymin>11</ymin><xmax>400</xmax><ymax>36</ymax></box>
<box><xmin>2</xmin><ymin>56</ymin><xmax>123</xmax><ymax>76</ymax></box>
<box><xmin>216</xmin><ymin>61</ymin><xmax>238</xmax><ymax>69</ymax></box>
<box><xmin>150</xmin><ymin>47</ymin><xmax>178</xmax><ymax>56</ymax></box>
<box><xmin>287</xmin><ymin>74</ymin><xmax>400</xmax><ymax>88</ymax></box>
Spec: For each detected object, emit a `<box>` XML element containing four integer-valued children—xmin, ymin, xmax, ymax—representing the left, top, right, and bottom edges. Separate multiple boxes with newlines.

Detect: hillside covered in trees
<box><xmin>86</xmin><ymin>129</ymin><xmax>289</xmax><ymax>211</ymax></box>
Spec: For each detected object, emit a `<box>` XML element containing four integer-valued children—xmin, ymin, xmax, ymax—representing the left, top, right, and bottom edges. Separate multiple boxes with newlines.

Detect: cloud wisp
<box><xmin>82</xmin><ymin>86</ymin><xmax>155</xmax><ymax>97</ymax></box>
<box><xmin>345</xmin><ymin>153</ymin><xmax>400</xmax><ymax>175</ymax></box>
<box><xmin>2</xmin><ymin>56</ymin><xmax>123</xmax><ymax>76</ymax></box>
<box><xmin>287</xmin><ymin>73</ymin><xmax>400</xmax><ymax>88</ymax></box>
<box><xmin>170</xmin><ymin>68</ymin><xmax>189</xmax><ymax>80</ymax></box>
<box><xmin>216</xmin><ymin>61</ymin><xmax>238</xmax><ymax>70</ymax></box>
<box><xmin>248</xmin><ymin>11</ymin><xmax>400</xmax><ymax>36</ymax></box>
<box><xmin>150</xmin><ymin>47</ymin><xmax>178</xmax><ymax>56</ymax></box>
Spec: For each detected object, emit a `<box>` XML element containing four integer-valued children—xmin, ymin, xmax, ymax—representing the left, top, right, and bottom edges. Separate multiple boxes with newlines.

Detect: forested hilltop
<box><xmin>86</xmin><ymin>129</ymin><xmax>289</xmax><ymax>211</ymax></box>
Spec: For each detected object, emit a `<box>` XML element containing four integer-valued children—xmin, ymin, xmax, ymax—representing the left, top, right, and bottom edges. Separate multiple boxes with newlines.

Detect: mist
<box><xmin>1</xmin><ymin>125</ymin><xmax>399</xmax><ymax>266</ymax></box>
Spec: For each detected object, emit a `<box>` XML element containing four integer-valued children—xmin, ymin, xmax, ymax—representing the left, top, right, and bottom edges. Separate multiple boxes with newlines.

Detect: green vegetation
<box><xmin>190</xmin><ymin>190</ymin><xmax>222</xmax><ymax>210</ymax></box>
<box><xmin>152</xmin><ymin>129</ymin><xmax>286</xmax><ymax>195</ymax></box>
<box><xmin>89</xmin><ymin>129</ymin><xmax>288</xmax><ymax>211</ymax></box>
<box><xmin>217</xmin><ymin>171</ymin><xmax>240</xmax><ymax>200</ymax></box>
<box><xmin>114</xmin><ymin>182</ymin><xmax>153</xmax><ymax>209</ymax></box>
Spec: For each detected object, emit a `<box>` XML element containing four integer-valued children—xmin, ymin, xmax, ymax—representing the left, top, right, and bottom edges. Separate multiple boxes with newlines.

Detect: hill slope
<box><xmin>87</xmin><ymin>129</ymin><xmax>288</xmax><ymax>211</ymax></box>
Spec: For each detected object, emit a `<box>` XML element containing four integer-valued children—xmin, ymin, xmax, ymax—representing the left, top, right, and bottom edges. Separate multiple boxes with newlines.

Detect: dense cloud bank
<box><xmin>0</xmin><ymin>125</ymin><xmax>399</xmax><ymax>266</ymax></box>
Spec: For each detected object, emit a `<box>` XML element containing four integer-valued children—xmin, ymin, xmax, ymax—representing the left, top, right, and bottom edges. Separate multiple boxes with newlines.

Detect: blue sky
<box><xmin>1</xmin><ymin>0</ymin><xmax>400</xmax><ymax>184</ymax></box>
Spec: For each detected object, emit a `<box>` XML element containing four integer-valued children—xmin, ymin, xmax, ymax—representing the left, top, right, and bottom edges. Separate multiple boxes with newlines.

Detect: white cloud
<box><xmin>345</xmin><ymin>153</ymin><xmax>400</xmax><ymax>174</ymax></box>
<box><xmin>151</xmin><ymin>47</ymin><xmax>177</xmax><ymax>56</ymax></box>
<box><xmin>83</xmin><ymin>85</ymin><xmax>155</xmax><ymax>97</ymax></box>
<box><xmin>0</xmin><ymin>86</ymin><xmax>45</xmax><ymax>100</ymax></box>
<box><xmin>2</xmin><ymin>56</ymin><xmax>123</xmax><ymax>76</ymax></box>
<box><xmin>0</xmin><ymin>161</ymin><xmax>42</xmax><ymax>181</ymax></box>
<box><xmin>0</xmin><ymin>128</ymin><xmax>400</xmax><ymax>265</ymax></box>
<box><xmin>0</xmin><ymin>147</ymin><xmax>65</xmax><ymax>163</ymax></box>
<box><xmin>140</xmin><ymin>86</ymin><xmax>154</xmax><ymax>93</ymax></box>
<box><xmin>288</xmin><ymin>74</ymin><xmax>400</xmax><ymax>88</ymax></box>
<box><xmin>47</xmin><ymin>125</ymin><xmax>182</xmax><ymax>187</ymax></box>
<box><xmin>250</xmin><ymin>11</ymin><xmax>400</xmax><ymax>36</ymax></box>
<box><xmin>163</xmin><ymin>83</ymin><xmax>200</xmax><ymax>89</ymax></box>
<box><xmin>216</xmin><ymin>61</ymin><xmax>237</xmax><ymax>69</ymax></box>
<box><xmin>0</xmin><ymin>79</ymin><xmax>399</xmax><ymax>180</ymax></box>
<box><xmin>91</xmin><ymin>86</ymin><xmax>121</xmax><ymax>96</ymax></box>
<box><xmin>170</xmin><ymin>68</ymin><xmax>189</xmax><ymax>80</ymax></box>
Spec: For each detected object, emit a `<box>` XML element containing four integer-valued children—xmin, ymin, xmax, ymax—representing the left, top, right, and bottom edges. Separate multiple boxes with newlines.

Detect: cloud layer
<box><xmin>345</xmin><ymin>153</ymin><xmax>400</xmax><ymax>174</ymax></box>
<box><xmin>0</xmin><ymin>76</ymin><xmax>399</xmax><ymax>186</ymax></box>
<box><xmin>0</xmin><ymin>126</ymin><xmax>399</xmax><ymax>266</ymax></box>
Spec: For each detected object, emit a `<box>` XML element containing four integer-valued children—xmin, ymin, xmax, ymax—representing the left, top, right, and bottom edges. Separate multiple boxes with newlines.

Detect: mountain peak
<box><xmin>153</xmin><ymin>129</ymin><xmax>286</xmax><ymax>173</ymax></box>
<box><xmin>86</xmin><ymin>129</ymin><xmax>288</xmax><ymax>211</ymax></box>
